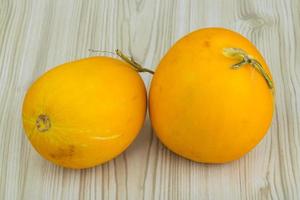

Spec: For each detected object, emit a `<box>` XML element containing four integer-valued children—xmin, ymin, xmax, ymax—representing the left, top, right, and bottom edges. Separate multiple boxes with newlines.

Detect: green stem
<box><xmin>223</xmin><ymin>48</ymin><xmax>274</xmax><ymax>90</ymax></box>
<box><xmin>115</xmin><ymin>49</ymin><xmax>154</xmax><ymax>74</ymax></box>
<box><xmin>89</xmin><ymin>49</ymin><xmax>154</xmax><ymax>74</ymax></box>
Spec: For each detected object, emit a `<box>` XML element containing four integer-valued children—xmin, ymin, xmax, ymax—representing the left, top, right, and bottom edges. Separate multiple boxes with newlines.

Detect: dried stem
<box><xmin>36</xmin><ymin>114</ymin><xmax>51</xmax><ymax>132</ymax></box>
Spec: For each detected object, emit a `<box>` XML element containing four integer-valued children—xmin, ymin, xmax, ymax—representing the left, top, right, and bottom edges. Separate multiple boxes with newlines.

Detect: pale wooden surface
<box><xmin>0</xmin><ymin>0</ymin><xmax>300</xmax><ymax>199</ymax></box>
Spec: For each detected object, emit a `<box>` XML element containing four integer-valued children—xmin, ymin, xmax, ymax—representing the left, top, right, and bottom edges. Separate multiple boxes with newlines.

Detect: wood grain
<box><xmin>0</xmin><ymin>0</ymin><xmax>299</xmax><ymax>199</ymax></box>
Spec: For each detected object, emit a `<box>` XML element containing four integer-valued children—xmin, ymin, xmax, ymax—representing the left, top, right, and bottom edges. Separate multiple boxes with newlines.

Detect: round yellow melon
<box><xmin>149</xmin><ymin>28</ymin><xmax>274</xmax><ymax>163</ymax></box>
<box><xmin>22</xmin><ymin>56</ymin><xmax>146</xmax><ymax>169</ymax></box>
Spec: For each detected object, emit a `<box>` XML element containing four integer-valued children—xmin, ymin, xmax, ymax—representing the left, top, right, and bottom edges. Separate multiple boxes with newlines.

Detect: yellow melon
<box><xmin>149</xmin><ymin>28</ymin><xmax>274</xmax><ymax>163</ymax></box>
<box><xmin>22</xmin><ymin>56</ymin><xmax>146</xmax><ymax>169</ymax></box>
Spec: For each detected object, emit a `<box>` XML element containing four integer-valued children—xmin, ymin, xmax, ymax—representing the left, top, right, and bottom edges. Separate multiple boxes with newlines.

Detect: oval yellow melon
<box><xmin>22</xmin><ymin>56</ymin><xmax>146</xmax><ymax>169</ymax></box>
<box><xmin>149</xmin><ymin>28</ymin><xmax>274</xmax><ymax>163</ymax></box>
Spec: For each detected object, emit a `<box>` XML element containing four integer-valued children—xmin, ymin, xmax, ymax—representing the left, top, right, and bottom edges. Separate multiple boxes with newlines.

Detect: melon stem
<box><xmin>88</xmin><ymin>49</ymin><xmax>154</xmax><ymax>74</ymax></box>
<box><xmin>223</xmin><ymin>48</ymin><xmax>274</xmax><ymax>90</ymax></box>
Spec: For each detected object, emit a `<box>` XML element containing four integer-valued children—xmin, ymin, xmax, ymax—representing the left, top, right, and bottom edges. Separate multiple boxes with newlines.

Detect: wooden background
<box><xmin>0</xmin><ymin>0</ymin><xmax>299</xmax><ymax>199</ymax></box>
